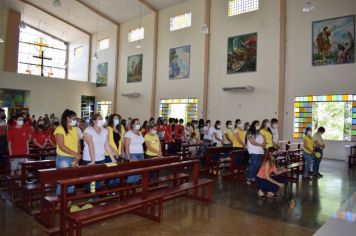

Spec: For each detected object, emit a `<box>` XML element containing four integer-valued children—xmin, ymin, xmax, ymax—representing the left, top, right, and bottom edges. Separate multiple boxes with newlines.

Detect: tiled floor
<box><xmin>1</xmin><ymin>159</ymin><xmax>355</xmax><ymax>236</ymax></box>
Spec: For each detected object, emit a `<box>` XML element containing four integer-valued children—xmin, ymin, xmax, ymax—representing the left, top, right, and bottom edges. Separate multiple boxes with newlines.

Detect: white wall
<box><xmin>68</xmin><ymin>36</ymin><xmax>90</xmax><ymax>82</ymax></box>
<box><xmin>90</xmin><ymin>26</ymin><xmax>118</xmax><ymax>103</ymax></box>
<box><xmin>284</xmin><ymin>0</ymin><xmax>356</xmax><ymax>160</ymax></box>
<box><xmin>0</xmin><ymin>6</ymin><xmax>8</xmax><ymax>71</ymax></box>
<box><xmin>208</xmin><ymin>0</ymin><xmax>280</xmax><ymax>122</ymax></box>
<box><xmin>0</xmin><ymin>71</ymin><xmax>95</xmax><ymax>117</ymax></box>
<box><xmin>155</xmin><ymin>0</ymin><xmax>205</xmax><ymax>118</ymax></box>
<box><xmin>117</xmin><ymin>13</ymin><xmax>154</xmax><ymax>120</ymax></box>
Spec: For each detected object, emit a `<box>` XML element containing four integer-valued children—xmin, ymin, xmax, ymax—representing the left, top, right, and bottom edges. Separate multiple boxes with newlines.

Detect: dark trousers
<box><xmin>313</xmin><ymin>148</ymin><xmax>323</xmax><ymax>176</ymax></box>
<box><xmin>0</xmin><ymin>136</ymin><xmax>7</xmax><ymax>167</ymax></box>
<box><xmin>104</xmin><ymin>156</ymin><xmax>120</xmax><ymax>187</ymax></box>
<box><xmin>82</xmin><ymin>160</ymin><xmax>106</xmax><ymax>190</ymax></box>
<box><xmin>256</xmin><ymin>175</ymin><xmax>285</xmax><ymax>193</ymax></box>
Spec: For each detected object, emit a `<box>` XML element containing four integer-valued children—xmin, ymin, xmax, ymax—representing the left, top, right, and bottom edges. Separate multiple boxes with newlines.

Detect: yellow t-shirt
<box><xmin>54</xmin><ymin>126</ymin><xmax>79</xmax><ymax>157</ymax></box>
<box><xmin>303</xmin><ymin>135</ymin><xmax>314</xmax><ymax>154</ymax></box>
<box><xmin>260</xmin><ymin>129</ymin><xmax>273</xmax><ymax>149</ymax></box>
<box><xmin>234</xmin><ymin>128</ymin><xmax>245</xmax><ymax>148</ymax></box>
<box><xmin>193</xmin><ymin>128</ymin><xmax>200</xmax><ymax>141</ymax></box>
<box><xmin>144</xmin><ymin>133</ymin><xmax>160</xmax><ymax>157</ymax></box>
<box><xmin>227</xmin><ymin>129</ymin><xmax>239</xmax><ymax>147</ymax></box>
<box><xmin>105</xmin><ymin>126</ymin><xmax>119</xmax><ymax>156</ymax></box>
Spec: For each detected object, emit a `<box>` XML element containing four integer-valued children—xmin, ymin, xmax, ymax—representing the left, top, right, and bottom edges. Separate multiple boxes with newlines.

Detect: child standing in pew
<box><xmin>7</xmin><ymin>114</ymin><xmax>30</xmax><ymax>176</ymax></box>
<box><xmin>144</xmin><ymin>123</ymin><xmax>162</xmax><ymax>179</ymax></box>
<box><xmin>54</xmin><ymin>109</ymin><xmax>81</xmax><ymax>195</ymax></box>
<box><xmin>256</xmin><ymin>153</ymin><xmax>288</xmax><ymax>198</ymax></box>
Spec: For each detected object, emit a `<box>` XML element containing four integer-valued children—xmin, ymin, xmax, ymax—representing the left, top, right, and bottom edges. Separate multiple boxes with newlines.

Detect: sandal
<box><xmin>267</xmin><ymin>192</ymin><xmax>277</xmax><ymax>199</ymax></box>
<box><xmin>257</xmin><ymin>189</ymin><xmax>265</xmax><ymax>198</ymax></box>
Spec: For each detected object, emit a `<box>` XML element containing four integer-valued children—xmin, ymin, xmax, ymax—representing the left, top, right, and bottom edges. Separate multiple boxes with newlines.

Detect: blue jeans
<box><xmin>313</xmin><ymin>148</ymin><xmax>323</xmax><ymax>176</ymax></box>
<box><xmin>56</xmin><ymin>155</ymin><xmax>75</xmax><ymax>195</ymax></box>
<box><xmin>82</xmin><ymin>160</ymin><xmax>106</xmax><ymax>190</ymax></box>
<box><xmin>127</xmin><ymin>153</ymin><xmax>144</xmax><ymax>183</ymax></box>
<box><xmin>247</xmin><ymin>154</ymin><xmax>261</xmax><ymax>180</ymax></box>
<box><xmin>104</xmin><ymin>156</ymin><xmax>120</xmax><ymax>187</ymax></box>
<box><xmin>256</xmin><ymin>176</ymin><xmax>285</xmax><ymax>193</ymax></box>
<box><xmin>303</xmin><ymin>152</ymin><xmax>313</xmax><ymax>177</ymax></box>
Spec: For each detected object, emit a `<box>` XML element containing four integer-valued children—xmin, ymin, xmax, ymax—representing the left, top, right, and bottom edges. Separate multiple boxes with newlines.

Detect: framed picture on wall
<box><xmin>312</xmin><ymin>15</ymin><xmax>355</xmax><ymax>66</ymax></box>
<box><xmin>169</xmin><ymin>45</ymin><xmax>190</xmax><ymax>80</ymax></box>
<box><xmin>127</xmin><ymin>54</ymin><xmax>143</xmax><ymax>83</ymax></box>
<box><xmin>96</xmin><ymin>62</ymin><xmax>108</xmax><ymax>87</ymax></box>
<box><xmin>227</xmin><ymin>32</ymin><xmax>257</xmax><ymax>74</ymax></box>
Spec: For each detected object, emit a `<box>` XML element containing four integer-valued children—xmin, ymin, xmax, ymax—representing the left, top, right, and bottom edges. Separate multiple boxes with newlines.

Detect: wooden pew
<box><xmin>348</xmin><ymin>145</ymin><xmax>356</xmax><ymax>168</ymax></box>
<box><xmin>205</xmin><ymin>146</ymin><xmax>239</xmax><ymax>176</ymax></box>
<box><xmin>4</xmin><ymin>152</ymin><xmax>56</xmax><ymax>201</ymax></box>
<box><xmin>181</xmin><ymin>143</ymin><xmax>203</xmax><ymax>160</ymax></box>
<box><xmin>18</xmin><ymin>160</ymin><xmax>56</xmax><ymax>214</ymax></box>
<box><xmin>58</xmin><ymin>160</ymin><xmax>213</xmax><ymax>236</ymax></box>
<box><xmin>35</xmin><ymin>156</ymin><xmax>188</xmax><ymax>231</ymax></box>
<box><xmin>222</xmin><ymin>149</ymin><xmax>246</xmax><ymax>181</ymax></box>
<box><xmin>283</xmin><ymin>161</ymin><xmax>305</xmax><ymax>182</ymax></box>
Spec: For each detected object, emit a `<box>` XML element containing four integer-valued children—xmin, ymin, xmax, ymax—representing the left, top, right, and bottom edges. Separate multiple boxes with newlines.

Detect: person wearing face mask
<box><xmin>0</xmin><ymin>108</ymin><xmax>7</xmax><ymax>168</ymax></box>
<box><xmin>105</xmin><ymin>114</ymin><xmax>122</xmax><ymax>161</ymax></box>
<box><xmin>303</xmin><ymin>127</ymin><xmax>314</xmax><ymax>180</ymax></box>
<box><xmin>246</xmin><ymin>120</ymin><xmax>265</xmax><ymax>185</ymax></box>
<box><xmin>270</xmin><ymin>118</ymin><xmax>279</xmax><ymax>148</ymax></box>
<box><xmin>124</xmin><ymin>118</ymin><xmax>145</xmax><ymax>183</ymax></box>
<box><xmin>164</xmin><ymin>118</ymin><xmax>176</xmax><ymax>154</ymax></box>
<box><xmin>234</xmin><ymin>119</ymin><xmax>246</xmax><ymax>149</ymax></box>
<box><xmin>144</xmin><ymin>123</ymin><xmax>162</xmax><ymax>159</ymax></box>
<box><xmin>191</xmin><ymin>120</ymin><xmax>201</xmax><ymax>141</ymax></box>
<box><xmin>47</xmin><ymin>118</ymin><xmax>59</xmax><ymax>147</ymax></box>
<box><xmin>7</xmin><ymin>114</ymin><xmax>30</xmax><ymax>175</ymax></box>
<box><xmin>313</xmin><ymin>127</ymin><xmax>326</xmax><ymax>178</ymax></box>
<box><xmin>157</xmin><ymin>118</ymin><xmax>166</xmax><ymax>141</ymax></box>
<box><xmin>32</xmin><ymin>120</ymin><xmax>48</xmax><ymax>148</ymax></box>
<box><xmin>203</xmin><ymin>120</ymin><xmax>213</xmax><ymax>146</ymax></box>
<box><xmin>211</xmin><ymin>120</ymin><xmax>223</xmax><ymax>147</ymax></box>
<box><xmin>54</xmin><ymin>109</ymin><xmax>81</xmax><ymax>195</ymax></box>
<box><xmin>259</xmin><ymin>119</ymin><xmax>274</xmax><ymax>152</ymax></box>
<box><xmin>225</xmin><ymin>120</ymin><xmax>238</xmax><ymax>148</ymax></box>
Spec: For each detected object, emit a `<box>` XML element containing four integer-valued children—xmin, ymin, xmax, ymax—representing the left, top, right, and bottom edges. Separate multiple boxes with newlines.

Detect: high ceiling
<box><xmin>3</xmin><ymin>0</ymin><xmax>189</xmax><ymax>41</ymax></box>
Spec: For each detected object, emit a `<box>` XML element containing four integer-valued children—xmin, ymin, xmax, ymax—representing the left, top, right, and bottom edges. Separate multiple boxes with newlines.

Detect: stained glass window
<box><xmin>294</xmin><ymin>94</ymin><xmax>356</xmax><ymax>141</ymax></box>
<box><xmin>128</xmin><ymin>27</ymin><xmax>144</xmax><ymax>42</ymax></box>
<box><xmin>169</xmin><ymin>12</ymin><xmax>192</xmax><ymax>32</ymax></box>
<box><xmin>17</xmin><ymin>25</ymin><xmax>67</xmax><ymax>79</ymax></box>
<box><xmin>228</xmin><ymin>0</ymin><xmax>259</xmax><ymax>17</ymax></box>
<box><xmin>159</xmin><ymin>98</ymin><xmax>198</xmax><ymax>122</ymax></box>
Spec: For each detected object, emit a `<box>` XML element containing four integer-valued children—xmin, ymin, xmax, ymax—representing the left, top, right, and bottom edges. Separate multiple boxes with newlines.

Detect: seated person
<box><xmin>256</xmin><ymin>153</ymin><xmax>288</xmax><ymax>198</ymax></box>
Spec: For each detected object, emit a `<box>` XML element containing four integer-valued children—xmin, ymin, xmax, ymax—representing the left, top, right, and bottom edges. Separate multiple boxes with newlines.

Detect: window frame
<box><xmin>128</xmin><ymin>27</ymin><xmax>145</xmax><ymax>43</ymax></box>
<box><xmin>228</xmin><ymin>0</ymin><xmax>259</xmax><ymax>17</ymax></box>
<box><xmin>97</xmin><ymin>38</ymin><xmax>110</xmax><ymax>51</ymax></box>
<box><xmin>169</xmin><ymin>12</ymin><xmax>192</xmax><ymax>32</ymax></box>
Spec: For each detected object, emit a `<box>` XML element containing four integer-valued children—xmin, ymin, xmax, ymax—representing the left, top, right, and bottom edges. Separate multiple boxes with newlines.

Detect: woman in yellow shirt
<box><xmin>144</xmin><ymin>123</ymin><xmax>162</xmax><ymax>158</ymax></box>
<box><xmin>303</xmin><ymin>127</ymin><xmax>314</xmax><ymax>180</ymax></box>
<box><xmin>54</xmin><ymin>109</ymin><xmax>81</xmax><ymax>194</ymax></box>
<box><xmin>105</xmin><ymin>114</ymin><xmax>123</xmax><ymax>161</ymax></box>
<box><xmin>259</xmin><ymin>119</ymin><xmax>274</xmax><ymax>151</ymax></box>
<box><xmin>234</xmin><ymin>119</ymin><xmax>246</xmax><ymax>149</ymax></box>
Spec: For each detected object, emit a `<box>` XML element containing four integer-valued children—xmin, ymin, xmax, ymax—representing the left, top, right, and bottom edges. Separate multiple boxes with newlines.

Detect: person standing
<box><xmin>7</xmin><ymin>114</ymin><xmax>30</xmax><ymax>175</ymax></box>
<box><xmin>303</xmin><ymin>127</ymin><xmax>314</xmax><ymax>180</ymax></box>
<box><xmin>124</xmin><ymin>119</ymin><xmax>145</xmax><ymax>183</ymax></box>
<box><xmin>259</xmin><ymin>119</ymin><xmax>274</xmax><ymax>152</ymax></box>
<box><xmin>0</xmin><ymin>108</ymin><xmax>8</xmax><ymax>168</ymax></box>
<box><xmin>246</xmin><ymin>120</ymin><xmax>265</xmax><ymax>185</ymax></box>
<box><xmin>174</xmin><ymin>119</ymin><xmax>185</xmax><ymax>152</ymax></box>
<box><xmin>211</xmin><ymin>120</ymin><xmax>223</xmax><ymax>147</ymax></box>
<box><xmin>270</xmin><ymin>118</ymin><xmax>279</xmax><ymax>148</ymax></box>
<box><xmin>313</xmin><ymin>127</ymin><xmax>326</xmax><ymax>178</ymax></box>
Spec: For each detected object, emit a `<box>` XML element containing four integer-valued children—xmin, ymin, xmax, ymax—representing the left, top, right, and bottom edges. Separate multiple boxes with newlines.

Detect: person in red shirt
<box><xmin>174</xmin><ymin>119</ymin><xmax>185</xmax><ymax>152</ymax></box>
<box><xmin>47</xmin><ymin>118</ymin><xmax>59</xmax><ymax>147</ymax></box>
<box><xmin>157</xmin><ymin>118</ymin><xmax>166</xmax><ymax>141</ymax></box>
<box><xmin>7</xmin><ymin>114</ymin><xmax>30</xmax><ymax>175</ymax></box>
<box><xmin>32</xmin><ymin>120</ymin><xmax>48</xmax><ymax>148</ymax></box>
<box><xmin>164</xmin><ymin>118</ymin><xmax>176</xmax><ymax>154</ymax></box>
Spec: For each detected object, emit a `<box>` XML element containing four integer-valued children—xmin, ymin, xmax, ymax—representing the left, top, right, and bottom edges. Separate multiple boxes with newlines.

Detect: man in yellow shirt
<box><xmin>313</xmin><ymin>127</ymin><xmax>326</xmax><ymax>178</ymax></box>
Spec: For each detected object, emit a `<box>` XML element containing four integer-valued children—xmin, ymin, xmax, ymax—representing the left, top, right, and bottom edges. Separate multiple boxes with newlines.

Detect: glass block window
<box><xmin>294</xmin><ymin>94</ymin><xmax>356</xmax><ymax>141</ymax></box>
<box><xmin>228</xmin><ymin>0</ymin><xmax>259</xmax><ymax>17</ymax></box>
<box><xmin>128</xmin><ymin>27</ymin><xmax>144</xmax><ymax>42</ymax></box>
<box><xmin>169</xmin><ymin>12</ymin><xmax>192</xmax><ymax>32</ymax></box>
<box><xmin>98</xmin><ymin>38</ymin><xmax>110</xmax><ymax>50</ymax></box>
<box><xmin>159</xmin><ymin>98</ymin><xmax>198</xmax><ymax>122</ymax></box>
<box><xmin>18</xmin><ymin>25</ymin><xmax>67</xmax><ymax>79</ymax></box>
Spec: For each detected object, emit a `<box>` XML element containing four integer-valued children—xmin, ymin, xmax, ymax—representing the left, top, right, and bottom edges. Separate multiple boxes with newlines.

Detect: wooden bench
<box><xmin>206</xmin><ymin>146</ymin><xmax>239</xmax><ymax>176</ymax></box>
<box><xmin>222</xmin><ymin>149</ymin><xmax>246</xmax><ymax>181</ymax></box>
<box><xmin>4</xmin><ymin>152</ymin><xmax>56</xmax><ymax>202</ymax></box>
<box><xmin>283</xmin><ymin>161</ymin><xmax>305</xmax><ymax>182</ymax></box>
<box><xmin>35</xmin><ymin>156</ymin><xmax>187</xmax><ymax>230</ymax></box>
<box><xmin>348</xmin><ymin>145</ymin><xmax>356</xmax><ymax>168</ymax></box>
<box><xmin>18</xmin><ymin>160</ymin><xmax>56</xmax><ymax>214</ymax></box>
<box><xmin>58</xmin><ymin>160</ymin><xmax>213</xmax><ymax>236</ymax></box>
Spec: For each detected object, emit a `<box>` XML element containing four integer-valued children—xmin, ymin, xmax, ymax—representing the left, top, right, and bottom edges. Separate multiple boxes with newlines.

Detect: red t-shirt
<box><xmin>157</xmin><ymin>124</ymin><xmax>166</xmax><ymax>140</ymax></box>
<box><xmin>164</xmin><ymin>125</ymin><xmax>173</xmax><ymax>143</ymax></box>
<box><xmin>174</xmin><ymin>125</ymin><xmax>184</xmax><ymax>141</ymax></box>
<box><xmin>7</xmin><ymin>126</ymin><xmax>30</xmax><ymax>155</ymax></box>
<box><xmin>32</xmin><ymin>130</ymin><xmax>47</xmax><ymax>147</ymax></box>
<box><xmin>47</xmin><ymin>129</ymin><xmax>56</xmax><ymax>146</ymax></box>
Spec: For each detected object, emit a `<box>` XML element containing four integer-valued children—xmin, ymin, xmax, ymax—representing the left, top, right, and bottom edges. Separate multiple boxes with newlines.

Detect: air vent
<box><xmin>121</xmin><ymin>92</ymin><xmax>140</xmax><ymax>97</ymax></box>
<box><xmin>222</xmin><ymin>86</ymin><xmax>254</xmax><ymax>92</ymax></box>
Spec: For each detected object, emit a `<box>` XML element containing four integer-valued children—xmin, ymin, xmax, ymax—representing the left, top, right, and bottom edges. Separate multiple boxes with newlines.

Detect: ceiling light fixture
<box><xmin>302</xmin><ymin>0</ymin><xmax>315</xmax><ymax>13</ymax></box>
<box><xmin>201</xmin><ymin>23</ymin><xmax>209</xmax><ymax>34</ymax></box>
<box><xmin>19</xmin><ymin>2</ymin><xmax>26</xmax><ymax>30</ymax></box>
<box><xmin>93</xmin><ymin>0</ymin><xmax>99</xmax><ymax>60</ymax></box>
<box><xmin>53</xmin><ymin>0</ymin><xmax>61</xmax><ymax>8</ymax></box>
<box><xmin>135</xmin><ymin>2</ymin><xmax>143</xmax><ymax>49</ymax></box>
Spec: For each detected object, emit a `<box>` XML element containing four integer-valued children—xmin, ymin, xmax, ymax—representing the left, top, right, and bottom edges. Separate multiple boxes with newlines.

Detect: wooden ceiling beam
<box><xmin>18</xmin><ymin>0</ymin><xmax>91</xmax><ymax>35</ymax></box>
<box><xmin>74</xmin><ymin>0</ymin><xmax>120</xmax><ymax>25</ymax></box>
<box><xmin>137</xmin><ymin>0</ymin><xmax>157</xmax><ymax>13</ymax></box>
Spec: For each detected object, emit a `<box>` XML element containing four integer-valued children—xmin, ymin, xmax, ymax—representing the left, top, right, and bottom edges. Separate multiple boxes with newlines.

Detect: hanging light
<box><xmin>93</xmin><ymin>0</ymin><xmax>99</xmax><ymax>60</ymax></box>
<box><xmin>53</xmin><ymin>0</ymin><xmax>61</xmax><ymax>8</ymax></box>
<box><xmin>201</xmin><ymin>23</ymin><xmax>209</xmax><ymax>34</ymax></box>
<box><xmin>135</xmin><ymin>2</ymin><xmax>143</xmax><ymax>49</ymax></box>
<box><xmin>19</xmin><ymin>2</ymin><xmax>26</xmax><ymax>30</ymax></box>
<box><xmin>303</xmin><ymin>0</ymin><xmax>315</xmax><ymax>13</ymax></box>
<box><xmin>92</xmin><ymin>52</ymin><xmax>98</xmax><ymax>60</ymax></box>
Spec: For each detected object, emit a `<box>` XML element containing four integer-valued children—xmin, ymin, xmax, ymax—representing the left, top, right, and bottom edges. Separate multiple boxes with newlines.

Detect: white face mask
<box><xmin>238</xmin><ymin>123</ymin><xmax>243</xmax><ymax>128</ymax></box>
<box><xmin>135</xmin><ymin>124</ymin><xmax>141</xmax><ymax>131</ymax></box>
<box><xmin>272</xmin><ymin>124</ymin><xmax>278</xmax><ymax>129</ymax></box>
<box><xmin>227</xmin><ymin>125</ymin><xmax>232</xmax><ymax>129</ymax></box>
<box><xmin>307</xmin><ymin>131</ymin><xmax>312</xmax><ymax>136</ymax></box>
<box><xmin>70</xmin><ymin>119</ymin><xmax>77</xmax><ymax>127</ymax></box>
<box><xmin>255</xmin><ymin>125</ymin><xmax>260</xmax><ymax>130</ymax></box>
<box><xmin>265</xmin><ymin>123</ymin><xmax>270</xmax><ymax>128</ymax></box>
<box><xmin>216</xmin><ymin>125</ymin><xmax>221</xmax><ymax>129</ymax></box>
<box><xmin>113</xmin><ymin>119</ymin><xmax>120</xmax><ymax>126</ymax></box>
<box><xmin>151</xmin><ymin>130</ymin><xmax>157</xmax><ymax>135</ymax></box>
<box><xmin>17</xmin><ymin>120</ymin><xmax>24</xmax><ymax>127</ymax></box>
<box><xmin>96</xmin><ymin>120</ymin><xmax>104</xmax><ymax>128</ymax></box>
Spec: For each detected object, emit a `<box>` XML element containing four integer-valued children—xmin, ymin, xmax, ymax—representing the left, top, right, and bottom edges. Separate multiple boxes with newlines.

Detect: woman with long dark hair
<box><xmin>54</xmin><ymin>109</ymin><xmax>81</xmax><ymax>194</ymax></box>
<box><xmin>259</xmin><ymin>119</ymin><xmax>274</xmax><ymax>152</ymax></box>
<box><xmin>246</xmin><ymin>120</ymin><xmax>265</xmax><ymax>185</ymax></box>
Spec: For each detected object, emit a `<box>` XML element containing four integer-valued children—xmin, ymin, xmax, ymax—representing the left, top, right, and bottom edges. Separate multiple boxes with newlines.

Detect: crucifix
<box><xmin>33</xmin><ymin>37</ymin><xmax>52</xmax><ymax>77</ymax></box>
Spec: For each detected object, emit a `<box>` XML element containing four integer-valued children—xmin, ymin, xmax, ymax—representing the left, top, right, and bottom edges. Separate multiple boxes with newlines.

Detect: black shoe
<box><xmin>318</xmin><ymin>173</ymin><xmax>323</xmax><ymax>178</ymax></box>
<box><xmin>302</xmin><ymin>176</ymin><xmax>312</xmax><ymax>181</ymax></box>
